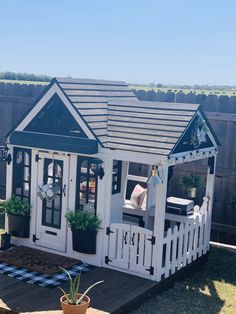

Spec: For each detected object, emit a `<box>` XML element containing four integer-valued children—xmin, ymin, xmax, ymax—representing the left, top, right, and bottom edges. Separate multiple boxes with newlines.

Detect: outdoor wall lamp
<box><xmin>147</xmin><ymin>165</ymin><xmax>163</xmax><ymax>186</ymax></box>
<box><xmin>90</xmin><ymin>158</ymin><xmax>105</xmax><ymax>179</ymax></box>
<box><xmin>0</xmin><ymin>146</ymin><xmax>12</xmax><ymax>165</ymax></box>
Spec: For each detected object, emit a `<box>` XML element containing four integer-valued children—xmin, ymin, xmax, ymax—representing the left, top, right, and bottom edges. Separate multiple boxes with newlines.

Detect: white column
<box><xmin>5</xmin><ymin>145</ymin><xmax>13</xmax><ymax>233</ymax></box>
<box><xmin>101</xmin><ymin>153</ymin><xmax>113</xmax><ymax>266</ymax></box>
<box><xmin>152</xmin><ymin>164</ymin><xmax>169</xmax><ymax>282</ymax></box>
<box><xmin>205</xmin><ymin>155</ymin><xmax>217</xmax><ymax>249</ymax></box>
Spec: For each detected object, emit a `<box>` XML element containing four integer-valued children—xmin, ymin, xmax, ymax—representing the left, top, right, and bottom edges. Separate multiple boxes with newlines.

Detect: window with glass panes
<box><xmin>76</xmin><ymin>157</ymin><xmax>98</xmax><ymax>214</ymax></box>
<box><xmin>112</xmin><ymin>160</ymin><xmax>122</xmax><ymax>194</ymax></box>
<box><xmin>12</xmin><ymin>147</ymin><xmax>31</xmax><ymax>203</ymax></box>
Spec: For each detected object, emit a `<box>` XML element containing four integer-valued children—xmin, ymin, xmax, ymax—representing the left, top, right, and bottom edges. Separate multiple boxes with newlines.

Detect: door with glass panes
<box><xmin>35</xmin><ymin>152</ymin><xmax>69</xmax><ymax>252</ymax></box>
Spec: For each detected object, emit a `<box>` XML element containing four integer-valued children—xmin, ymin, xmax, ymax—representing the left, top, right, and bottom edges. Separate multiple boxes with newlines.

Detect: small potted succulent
<box><xmin>181</xmin><ymin>173</ymin><xmax>204</xmax><ymax>198</ymax></box>
<box><xmin>3</xmin><ymin>196</ymin><xmax>31</xmax><ymax>238</ymax></box>
<box><xmin>59</xmin><ymin>267</ymin><xmax>103</xmax><ymax>314</ymax></box>
<box><xmin>65</xmin><ymin>210</ymin><xmax>102</xmax><ymax>254</ymax></box>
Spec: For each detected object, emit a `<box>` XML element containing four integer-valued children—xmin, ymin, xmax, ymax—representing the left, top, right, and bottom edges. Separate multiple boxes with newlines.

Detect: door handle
<box><xmin>62</xmin><ymin>184</ymin><xmax>66</xmax><ymax>196</ymax></box>
<box><xmin>131</xmin><ymin>233</ymin><xmax>135</xmax><ymax>246</ymax></box>
<box><xmin>124</xmin><ymin>231</ymin><xmax>128</xmax><ymax>244</ymax></box>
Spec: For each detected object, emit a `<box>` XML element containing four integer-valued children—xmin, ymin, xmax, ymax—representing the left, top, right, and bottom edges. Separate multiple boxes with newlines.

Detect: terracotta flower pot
<box><xmin>60</xmin><ymin>294</ymin><xmax>90</xmax><ymax>314</ymax></box>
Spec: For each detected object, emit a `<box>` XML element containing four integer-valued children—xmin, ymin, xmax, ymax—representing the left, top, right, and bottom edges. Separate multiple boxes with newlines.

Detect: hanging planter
<box><xmin>37</xmin><ymin>183</ymin><xmax>61</xmax><ymax>201</ymax></box>
<box><xmin>2</xmin><ymin>196</ymin><xmax>31</xmax><ymax>238</ymax></box>
<box><xmin>65</xmin><ymin>210</ymin><xmax>102</xmax><ymax>254</ymax></box>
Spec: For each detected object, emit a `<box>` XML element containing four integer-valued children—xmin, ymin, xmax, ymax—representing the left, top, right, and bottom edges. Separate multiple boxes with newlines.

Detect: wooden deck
<box><xmin>0</xmin><ymin>253</ymin><xmax>208</xmax><ymax>314</ymax></box>
<box><xmin>0</xmin><ymin>267</ymin><xmax>156</xmax><ymax>314</ymax></box>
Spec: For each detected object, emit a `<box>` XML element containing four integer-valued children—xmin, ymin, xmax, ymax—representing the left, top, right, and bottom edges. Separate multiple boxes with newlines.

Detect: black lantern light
<box><xmin>0</xmin><ymin>146</ymin><xmax>12</xmax><ymax>165</ymax></box>
<box><xmin>90</xmin><ymin>158</ymin><xmax>105</xmax><ymax>179</ymax></box>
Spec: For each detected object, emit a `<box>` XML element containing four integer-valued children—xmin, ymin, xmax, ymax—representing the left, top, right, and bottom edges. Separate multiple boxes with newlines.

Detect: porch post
<box><xmin>102</xmin><ymin>153</ymin><xmax>113</xmax><ymax>266</ymax></box>
<box><xmin>152</xmin><ymin>163</ymin><xmax>169</xmax><ymax>282</ymax></box>
<box><xmin>205</xmin><ymin>155</ymin><xmax>217</xmax><ymax>249</ymax></box>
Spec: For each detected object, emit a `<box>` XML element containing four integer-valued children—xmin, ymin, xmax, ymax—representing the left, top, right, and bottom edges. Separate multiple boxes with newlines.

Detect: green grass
<box><xmin>0</xmin><ymin>79</ymin><xmax>235</xmax><ymax>96</ymax></box>
<box><xmin>130</xmin><ymin>85</ymin><xmax>236</xmax><ymax>97</ymax></box>
<box><xmin>132</xmin><ymin>246</ymin><xmax>236</xmax><ymax>314</ymax></box>
<box><xmin>0</xmin><ymin>79</ymin><xmax>49</xmax><ymax>85</ymax></box>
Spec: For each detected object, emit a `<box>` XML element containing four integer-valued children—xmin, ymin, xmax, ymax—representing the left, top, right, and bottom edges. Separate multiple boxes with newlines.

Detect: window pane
<box><xmin>89</xmin><ymin>178</ymin><xmax>96</xmax><ymax>193</ymax></box>
<box><xmin>55</xmin><ymin>163</ymin><xmax>62</xmax><ymax>178</ymax></box>
<box><xmin>24</xmin><ymin>167</ymin><xmax>29</xmax><ymax>181</ymax></box>
<box><xmin>24</xmin><ymin>152</ymin><xmax>30</xmax><ymax>166</ymax></box>
<box><xmin>46</xmin><ymin>199</ymin><xmax>53</xmax><ymax>208</ymax></box>
<box><xmin>16</xmin><ymin>187</ymin><xmax>22</xmax><ymax>196</ymax></box>
<box><xmin>16</xmin><ymin>151</ymin><xmax>23</xmax><ymax>164</ymax></box>
<box><xmin>46</xmin><ymin>209</ymin><xmax>52</xmax><ymax>224</ymax></box>
<box><xmin>80</xmin><ymin>175</ymin><xmax>88</xmax><ymax>191</ymax></box>
<box><xmin>23</xmin><ymin>182</ymin><xmax>29</xmax><ymax>197</ymax></box>
<box><xmin>129</xmin><ymin>162</ymin><xmax>148</xmax><ymax>177</ymax></box>
<box><xmin>48</xmin><ymin>162</ymin><xmax>53</xmax><ymax>177</ymax></box>
<box><xmin>79</xmin><ymin>192</ymin><xmax>87</xmax><ymax>206</ymax></box>
<box><xmin>112</xmin><ymin>160</ymin><xmax>122</xmax><ymax>194</ymax></box>
<box><xmin>81</xmin><ymin>160</ymin><xmax>88</xmax><ymax>174</ymax></box>
<box><xmin>53</xmin><ymin>211</ymin><xmax>60</xmax><ymax>226</ymax></box>
<box><xmin>54</xmin><ymin>195</ymin><xmax>61</xmax><ymax>210</ymax></box>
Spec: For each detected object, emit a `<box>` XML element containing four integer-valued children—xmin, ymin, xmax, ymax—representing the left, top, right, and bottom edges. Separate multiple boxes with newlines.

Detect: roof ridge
<box><xmin>55</xmin><ymin>77</ymin><xmax>128</xmax><ymax>86</ymax></box>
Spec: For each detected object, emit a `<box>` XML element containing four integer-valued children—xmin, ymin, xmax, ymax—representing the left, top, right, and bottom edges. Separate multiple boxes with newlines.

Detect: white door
<box><xmin>107</xmin><ymin>223</ymin><xmax>154</xmax><ymax>277</ymax></box>
<box><xmin>129</xmin><ymin>225</ymin><xmax>153</xmax><ymax>275</ymax></box>
<box><xmin>107</xmin><ymin>223</ymin><xmax>130</xmax><ymax>270</ymax></box>
<box><xmin>35</xmin><ymin>152</ymin><xmax>69</xmax><ymax>252</ymax></box>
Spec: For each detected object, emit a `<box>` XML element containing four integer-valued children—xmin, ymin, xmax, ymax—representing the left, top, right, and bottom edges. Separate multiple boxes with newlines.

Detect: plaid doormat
<box><xmin>0</xmin><ymin>261</ymin><xmax>92</xmax><ymax>288</ymax></box>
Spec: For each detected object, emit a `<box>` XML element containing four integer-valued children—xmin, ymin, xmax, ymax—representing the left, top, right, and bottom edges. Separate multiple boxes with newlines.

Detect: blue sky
<box><xmin>0</xmin><ymin>0</ymin><xmax>235</xmax><ymax>85</ymax></box>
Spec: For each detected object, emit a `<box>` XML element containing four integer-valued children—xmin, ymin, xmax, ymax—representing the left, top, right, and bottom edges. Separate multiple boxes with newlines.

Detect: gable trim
<box><xmin>11</xmin><ymin>83</ymin><xmax>97</xmax><ymax>141</ymax></box>
<box><xmin>169</xmin><ymin>110</ymin><xmax>218</xmax><ymax>156</ymax></box>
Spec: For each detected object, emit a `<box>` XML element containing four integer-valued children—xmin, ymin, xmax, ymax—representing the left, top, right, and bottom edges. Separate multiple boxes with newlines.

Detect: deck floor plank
<box><xmin>0</xmin><ymin>267</ymin><xmax>155</xmax><ymax>314</ymax></box>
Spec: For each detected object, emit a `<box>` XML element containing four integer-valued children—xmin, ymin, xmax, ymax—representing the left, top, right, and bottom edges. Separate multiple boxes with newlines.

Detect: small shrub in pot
<box><xmin>3</xmin><ymin>196</ymin><xmax>31</xmax><ymax>238</ymax></box>
<box><xmin>65</xmin><ymin>211</ymin><xmax>102</xmax><ymax>254</ymax></box>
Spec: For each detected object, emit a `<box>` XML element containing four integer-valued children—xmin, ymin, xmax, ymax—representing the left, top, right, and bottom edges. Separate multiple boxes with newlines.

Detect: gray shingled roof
<box><xmin>107</xmin><ymin>99</ymin><xmax>200</xmax><ymax>155</ymax></box>
<box><xmin>55</xmin><ymin>77</ymin><xmax>136</xmax><ymax>145</ymax></box>
<box><xmin>55</xmin><ymin>77</ymin><xmax>212</xmax><ymax>156</ymax></box>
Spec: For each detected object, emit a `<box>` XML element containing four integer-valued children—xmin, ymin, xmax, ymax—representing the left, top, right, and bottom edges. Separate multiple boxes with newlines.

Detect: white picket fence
<box><xmin>160</xmin><ymin>197</ymin><xmax>210</xmax><ymax>279</ymax></box>
<box><xmin>106</xmin><ymin>197</ymin><xmax>211</xmax><ymax>281</ymax></box>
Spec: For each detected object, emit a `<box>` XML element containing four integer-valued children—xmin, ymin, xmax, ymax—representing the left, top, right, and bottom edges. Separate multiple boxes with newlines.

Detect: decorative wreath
<box><xmin>37</xmin><ymin>183</ymin><xmax>61</xmax><ymax>201</ymax></box>
<box><xmin>190</xmin><ymin>115</ymin><xmax>208</xmax><ymax>149</ymax></box>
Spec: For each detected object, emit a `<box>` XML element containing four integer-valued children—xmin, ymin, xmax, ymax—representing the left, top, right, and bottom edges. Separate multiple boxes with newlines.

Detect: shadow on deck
<box><xmin>0</xmin><ymin>254</ymin><xmax>209</xmax><ymax>314</ymax></box>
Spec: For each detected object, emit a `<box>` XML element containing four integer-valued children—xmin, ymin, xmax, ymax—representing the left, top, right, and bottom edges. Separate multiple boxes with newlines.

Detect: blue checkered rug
<box><xmin>0</xmin><ymin>261</ymin><xmax>92</xmax><ymax>288</ymax></box>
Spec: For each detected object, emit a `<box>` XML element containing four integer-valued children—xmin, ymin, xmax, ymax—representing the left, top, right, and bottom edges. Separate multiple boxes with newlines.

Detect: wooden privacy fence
<box><xmin>161</xmin><ymin>197</ymin><xmax>210</xmax><ymax>279</ymax></box>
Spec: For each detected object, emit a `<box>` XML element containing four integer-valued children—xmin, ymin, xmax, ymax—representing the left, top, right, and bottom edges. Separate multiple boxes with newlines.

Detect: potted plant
<box><xmin>181</xmin><ymin>173</ymin><xmax>204</xmax><ymax>198</ymax></box>
<box><xmin>3</xmin><ymin>196</ymin><xmax>31</xmax><ymax>238</ymax></box>
<box><xmin>65</xmin><ymin>210</ymin><xmax>102</xmax><ymax>254</ymax></box>
<box><xmin>59</xmin><ymin>267</ymin><xmax>103</xmax><ymax>314</ymax></box>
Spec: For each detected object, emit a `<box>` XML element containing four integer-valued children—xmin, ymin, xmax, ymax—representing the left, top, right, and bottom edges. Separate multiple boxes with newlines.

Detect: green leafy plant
<box><xmin>2</xmin><ymin>196</ymin><xmax>31</xmax><ymax>216</ymax></box>
<box><xmin>181</xmin><ymin>173</ymin><xmax>204</xmax><ymax>191</ymax></box>
<box><xmin>59</xmin><ymin>267</ymin><xmax>103</xmax><ymax>305</ymax></box>
<box><xmin>65</xmin><ymin>210</ymin><xmax>102</xmax><ymax>231</ymax></box>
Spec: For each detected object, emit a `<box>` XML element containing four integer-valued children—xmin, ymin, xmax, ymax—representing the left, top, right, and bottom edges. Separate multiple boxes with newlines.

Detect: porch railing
<box><xmin>160</xmin><ymin>197</ymin><xmax>210</xmax><ymax>279</ymax></box>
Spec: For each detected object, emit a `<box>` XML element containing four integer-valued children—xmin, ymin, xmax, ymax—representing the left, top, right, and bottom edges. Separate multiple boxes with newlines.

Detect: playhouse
<box><xmin>5</xmin><ymin>77</ymin><xmax>219</xmax><ymax>282</ymax></box>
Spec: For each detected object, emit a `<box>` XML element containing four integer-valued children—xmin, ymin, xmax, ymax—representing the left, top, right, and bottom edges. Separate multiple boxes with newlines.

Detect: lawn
<box><xmin>0</xmin><ymin>78</ymin><xmax>48</xmax><ymax>86</ymax></box>
<box><xmin>0</xmin><ymin>79</ymin><xmax>235</xmax><ymax>96</ymax></box>
<box><xmin>129</xmin><ymin>85</ymin><xmax>236</xmax><ymax>96</ymax></box>
<box><xmin>132</xmin><ymin>246</ymin><xmax>236</xmax><ymax>314</ymax></box>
